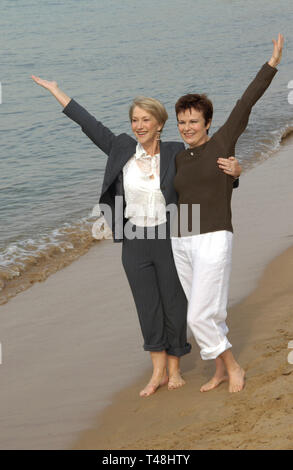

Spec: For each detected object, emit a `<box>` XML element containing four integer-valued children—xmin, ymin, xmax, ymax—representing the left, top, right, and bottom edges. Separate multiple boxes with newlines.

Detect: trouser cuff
<box><xmin>143</xmin><ymin>342</ymin><xmax>169</xmax><ymax>352</ymax></box>
<box><xmin>166</xmin><ymin>342</ymin><xmax>192</xmax><ymax>357</ymax></box>
<box><xmin>200</xmin><ymin>338</ymin><xmax>232</xmax><ymax>361</ymax></box>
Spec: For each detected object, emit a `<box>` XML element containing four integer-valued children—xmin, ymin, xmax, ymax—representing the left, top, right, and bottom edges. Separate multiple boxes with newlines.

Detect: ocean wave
<box><xmin>239</xmin><ymin>121</ymin><xmax>293</xmax><ymax>171</ymax></box>
<box><xmin>280</xmin><ymin>125</ymin><xmax>293</xmax><ymax>142</ymax></box>
<box><xmin>0</xmin><ymin>213</ymin><xmax>112</xmax><ymax>305</ymax></box>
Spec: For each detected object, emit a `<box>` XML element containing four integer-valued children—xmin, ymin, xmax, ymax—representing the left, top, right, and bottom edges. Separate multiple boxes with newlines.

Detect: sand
<box><xmin>72</xmin><ymin>135</ymin><xmax>293</xmax><ymax>450</ymax></box>
<box><xmin>1</xmin><ymin>135</ymin><xmax>293</xmax><ymax>450</ymax></box>
<box><xmin>73</xmin><ymin>245</ymin><xmax>293</xmax><ymax>450</ymax></box>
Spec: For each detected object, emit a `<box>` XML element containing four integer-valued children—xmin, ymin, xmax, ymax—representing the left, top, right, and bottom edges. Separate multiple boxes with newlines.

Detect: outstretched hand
<box><xmin>268</xmin><ymin>33</ymin><xmax>284</xmax><ymax>68</ymax></box>
<box><xmin>31</xmin><ymin>75</ymin><xmax>71</xmax><ymax>107</ymax></box>
<box><xmin>31</xmin><ymin>75</ymin><xmax>58</xmax><ymax>92</ymax></box>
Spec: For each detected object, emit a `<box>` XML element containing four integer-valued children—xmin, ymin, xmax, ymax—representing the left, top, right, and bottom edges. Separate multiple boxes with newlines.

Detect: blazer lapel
<box><xmin>101</xmin><ymin>139</ymin><xmax>137</xmax><ymax>195</ymax></box>
<box><xmin>160</xmin><ymin>141</ymin><xmax>172</xmax><ymax>184</ymax></box>
<box><xmin>102</xmin><ymin>139</ymin><xmax>173</xmax><ymax>196</ymax></box>
<box><xmin>113</xmin><ymin>140</ymin><xmax>137</xmax><ymax>175</ymax></box>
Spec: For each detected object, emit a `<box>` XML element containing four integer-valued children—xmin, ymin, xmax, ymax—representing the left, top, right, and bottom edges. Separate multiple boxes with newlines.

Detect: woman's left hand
<box><xmin>268</xmin><ymin>33</ymin><xmax>284</xmax><ymax>68</ymax></box>
<box><xmin>217</xmin><ymin>156</ymin><xmax>242</xmax><ymax>178</ymax></box>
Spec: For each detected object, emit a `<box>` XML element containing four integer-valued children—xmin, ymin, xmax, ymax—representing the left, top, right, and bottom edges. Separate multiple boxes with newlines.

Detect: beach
<box><xmin>73</xmin><ymin>245</ymin><xmax>293</xmax><ymax>450</ymax></box>
<box><xmin>1</xmin><ymin>0</ymin><xmax>293</xmax><ymax>452</ymax></box>
<box><xmin>72</xmin><ymin>136</ymin><xmax>293</xmax><ymax>451</ymax></box>
<box><xmin>1</xmin><ymin>135</ymin><xmax>293</xmax><ymax>450</ymax></box>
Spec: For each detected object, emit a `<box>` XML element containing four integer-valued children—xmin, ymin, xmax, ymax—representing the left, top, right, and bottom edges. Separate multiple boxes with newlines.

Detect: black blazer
<box><xmin>62</xmin><ymin>99</ymin><xmax>238</xmax><ymax>242</ymax></box>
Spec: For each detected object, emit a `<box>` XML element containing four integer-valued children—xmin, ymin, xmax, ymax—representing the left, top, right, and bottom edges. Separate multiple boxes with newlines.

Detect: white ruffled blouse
<box><xmin>123</xmin><ymin>143</ymin><xmax>167</xmax><ymax>227</ymax></box>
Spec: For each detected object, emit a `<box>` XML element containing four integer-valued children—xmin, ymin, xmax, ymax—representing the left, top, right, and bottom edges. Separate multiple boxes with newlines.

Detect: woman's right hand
<box><xmin>31</xmin><ymin>75</ymin><xmax>58</xmax><ymax>92</ymax></box>
<box><xmin>31</xmin><ymin>75</ymin><xmax>71</xmax><ymax>108</ymax></box>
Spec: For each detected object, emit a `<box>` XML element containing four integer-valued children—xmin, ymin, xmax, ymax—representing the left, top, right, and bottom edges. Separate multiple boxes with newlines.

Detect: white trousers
<box><xmin>171</xmin><ymin>230</ymin><xmax>233</xmax><ymax>361</ymax></box>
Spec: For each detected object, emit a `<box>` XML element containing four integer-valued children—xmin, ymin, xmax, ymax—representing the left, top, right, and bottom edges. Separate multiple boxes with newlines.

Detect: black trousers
<box><xmin>121</xmin><ymin>223</ymin><xmax>191</xmax><ymax>357</ymax></box>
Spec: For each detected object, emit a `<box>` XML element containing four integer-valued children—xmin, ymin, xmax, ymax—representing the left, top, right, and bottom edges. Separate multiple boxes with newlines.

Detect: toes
<box><xmin>168</xmin><ymin>382</ymin><xmax>178</xmax><ymax>390</ymax></box>
<box><xmin>229</xmin><ymin>382</ymin><xmax>245</xmax><ymax>393</ymax></box>
<box><xmin>168</xmin><ymin>379</ymin><xmax>185</xmax><ymax>390</ymax></box>
<box><xmin>140</xmin><ymin>375</ymin><xmax>169</xmax><ymax>397</ymax></box>
<box><xmin>200</xmin><ymin>383</ymin><xmax>214</xmax><ymax>392</ymax></box>
<box><xmin>200</xmin><ymin>375</ymin><xmax>229</xmax><ymax>392</ymax></box>
<box><xmin>139</xmin><ymin>384</ymin><xmax>158</xmax><ymax>397</ymax></box>
<box><xmin>228</xmin><ymin>369</ymin><xmax>246</xmax><ymax>393</ymax></box>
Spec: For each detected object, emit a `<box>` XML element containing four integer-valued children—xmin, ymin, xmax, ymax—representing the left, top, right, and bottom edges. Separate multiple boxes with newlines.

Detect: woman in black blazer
<box><xmin>31</xmin><ymin>76</ymin><xmax>241</xmax><ymax>397</ymax></box>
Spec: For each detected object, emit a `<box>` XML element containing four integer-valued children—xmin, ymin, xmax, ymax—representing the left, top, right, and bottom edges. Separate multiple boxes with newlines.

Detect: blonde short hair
<box><xmin>129</xmin><ymin>96</ymin><xmax>168</xmax><ymax>130</ymax></box>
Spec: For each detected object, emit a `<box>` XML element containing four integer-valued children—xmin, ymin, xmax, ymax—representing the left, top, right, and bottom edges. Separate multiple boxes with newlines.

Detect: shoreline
<box><xmin>1</xmin><ymin>127</ymin><xmax>293</xmax><ymax>308</ymax></box>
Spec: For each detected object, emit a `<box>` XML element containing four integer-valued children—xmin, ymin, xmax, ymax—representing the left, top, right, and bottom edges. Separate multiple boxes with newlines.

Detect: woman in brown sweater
<box><xmin>172</xmin><ymin>34</ymin><xmax>284</xmax><ymax>393</ymax></box>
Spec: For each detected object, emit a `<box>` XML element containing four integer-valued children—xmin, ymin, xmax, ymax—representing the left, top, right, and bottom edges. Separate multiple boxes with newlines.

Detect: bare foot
<box><xmin>228</xmin><ymin>366</ymin><xmax>246</xmax><ymax>393</ymax></box>
<box><xmin>200</xmin><ymin>374</ymin><xmax>228</xmax><ymax>392</ymax></box>
<box><xmin>139</xmin><ymin>375</ymin><xmax>168</xmax><ymax>397</ymax></box>
<box><xmin>168</xmin><ymin>371</ymin><xmax>186</xmax><ymax>390</ymax></box>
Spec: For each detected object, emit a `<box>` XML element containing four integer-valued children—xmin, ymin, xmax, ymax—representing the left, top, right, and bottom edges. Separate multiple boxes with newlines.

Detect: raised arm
<box><xmin>216</xmin><ymin>34</ymin><xmax>284</xmax><ymax>146</ymax></box>
<box><xmin>31</xmin><ymin>75</ymin><xmax>71</xmax><ymax>107</ymax></box>
<box><xmin>31</xmin><ymin>75</ymin><xmax>116</xmax><ymax>155</ymax></box>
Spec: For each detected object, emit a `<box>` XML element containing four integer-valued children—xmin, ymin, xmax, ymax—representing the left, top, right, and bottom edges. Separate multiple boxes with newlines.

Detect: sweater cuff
<box><xmin>261</xmin><ymin>62</ymin><xmax>278</xmax><ymax>78</ymax></box>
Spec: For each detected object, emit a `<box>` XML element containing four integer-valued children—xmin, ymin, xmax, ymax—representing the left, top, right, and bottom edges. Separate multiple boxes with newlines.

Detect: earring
<box><xmin>156</xmin><ymin>130</ymin><xmax>161</xmax><ymax>141</ymax></box>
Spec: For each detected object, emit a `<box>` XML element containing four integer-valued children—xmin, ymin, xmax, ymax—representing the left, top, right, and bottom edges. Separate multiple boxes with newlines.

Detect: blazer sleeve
<box><xmin>62</xmin><ymin>98</ymin><xmax>116</xmax><ymax>156</ymax></box>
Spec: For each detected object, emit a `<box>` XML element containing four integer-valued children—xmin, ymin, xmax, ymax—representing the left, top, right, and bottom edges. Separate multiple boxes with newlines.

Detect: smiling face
<box><xmin>177</xmin><ymin>108</ymin><xmax>211</xmax><ymax>148</ymax></box>
<box><xmin>131</xmin><ymin>106</ymin><xmax>161</xmax><ymax>150</ymax></box>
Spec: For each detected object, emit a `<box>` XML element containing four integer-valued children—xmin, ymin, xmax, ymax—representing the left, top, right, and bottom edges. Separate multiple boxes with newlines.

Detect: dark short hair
<box><xmin>175</xmin><ymin>94</ymin><xmax>213</xmax><ymax>133</ymax></box>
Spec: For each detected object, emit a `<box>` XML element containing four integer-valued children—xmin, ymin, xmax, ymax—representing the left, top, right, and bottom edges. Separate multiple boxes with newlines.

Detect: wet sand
<box><xmin>73</xmin><ymin>245</ymin><xmax>293</xmax><ymax>450</ymax></box>
<box><xmin>1</xmin><ymin>136</ymin><xmax>293</xmax><ymax>449</ymax></box>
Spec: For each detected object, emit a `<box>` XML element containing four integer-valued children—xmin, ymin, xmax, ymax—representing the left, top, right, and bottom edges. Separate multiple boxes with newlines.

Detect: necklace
<box><xmin>188</xmin><ymin>140</ymin><xmax>208</xmax><ymax>158</ymax></box>
<box><xmin>188</xmin><ymin>149</ymin><xmax>200</xmax><ymax>158</ymax></box>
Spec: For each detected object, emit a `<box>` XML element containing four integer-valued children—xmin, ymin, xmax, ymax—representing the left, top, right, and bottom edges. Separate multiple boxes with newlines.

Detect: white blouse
<box><xmin>123</xmin><ymin>143</ymin><xmax>167</xmax><ymax>227</ymax></box>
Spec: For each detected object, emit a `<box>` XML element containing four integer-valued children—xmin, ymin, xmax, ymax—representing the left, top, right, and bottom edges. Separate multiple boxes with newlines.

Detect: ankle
<box><xmin>152</xmin><ymin>369</ymin><xmax>166</xmax><ymax>380</ymax></box>
<box><xmin>214</xmin><ymin>369</ymin><xmax>227</xmax><ymax>378</ymax></box>
<box><xmin>226</xmin><ymin>362</ymin><xmax>242</xmax><ymax>374</ymax></box>
<box><xmin>168</xmin><ymin>368</ymin><xmax>181</xmax><ymax>377</ymax></box>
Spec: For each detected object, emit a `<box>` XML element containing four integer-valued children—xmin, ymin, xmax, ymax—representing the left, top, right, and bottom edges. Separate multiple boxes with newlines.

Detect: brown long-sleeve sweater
<box><xmin>173</xmin><ymin>62</ymin><xmax>278</xmax><ymax>237</ymax></box>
